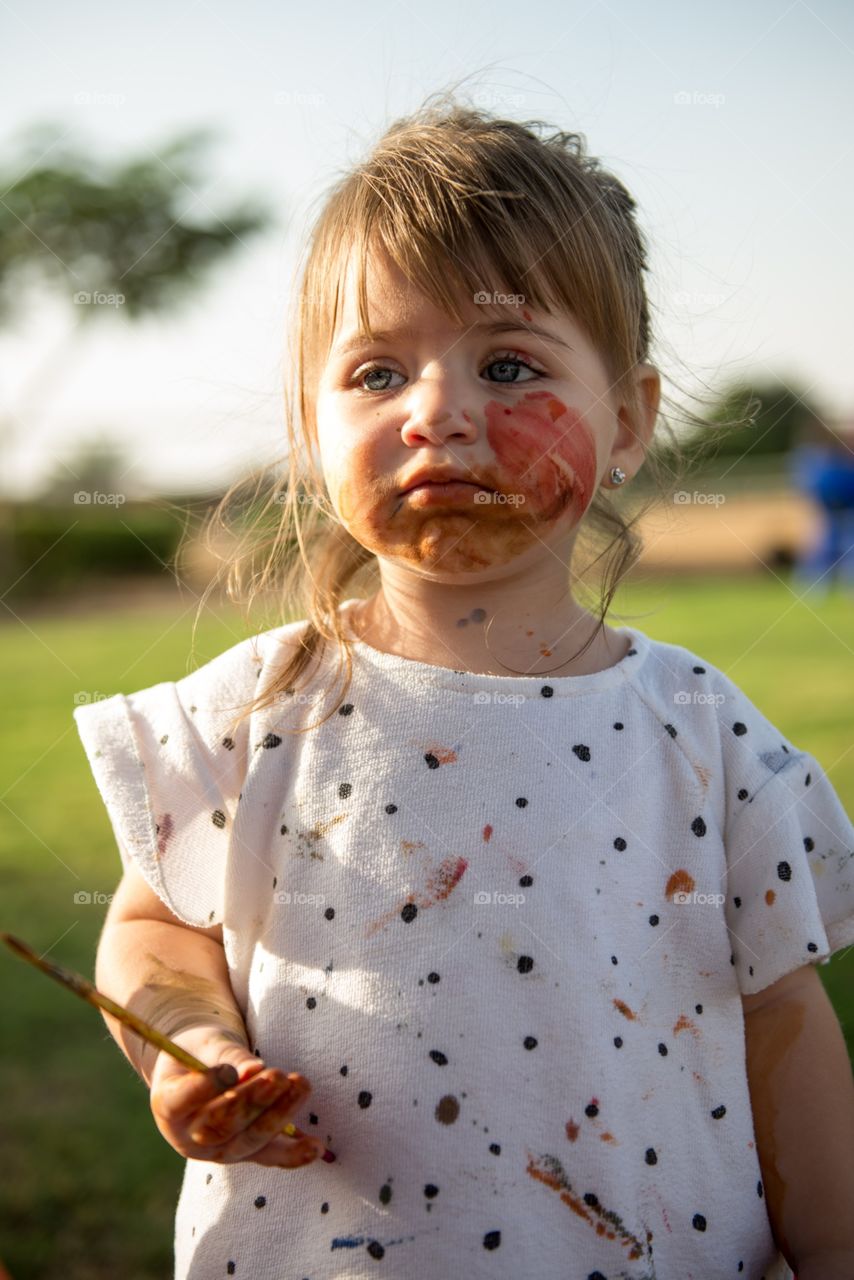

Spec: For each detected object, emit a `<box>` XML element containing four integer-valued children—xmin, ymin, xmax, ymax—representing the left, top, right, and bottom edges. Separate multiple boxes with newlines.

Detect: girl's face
<box><xmin>315</xmin><ymin>249</ymin><xmax>655</xmax><ymax>580</ymax></box>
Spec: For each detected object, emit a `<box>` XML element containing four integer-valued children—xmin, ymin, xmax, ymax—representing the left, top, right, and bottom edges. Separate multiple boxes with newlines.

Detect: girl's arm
<box><xmin>742</xmin><ymin>964</ymin><xmax>854</xmax><ymax>1277</ymax></box>
<box><xmin>95</xmin><ymin>860</ymin><xmax>250</xmax><ymax>1087</ymax></box>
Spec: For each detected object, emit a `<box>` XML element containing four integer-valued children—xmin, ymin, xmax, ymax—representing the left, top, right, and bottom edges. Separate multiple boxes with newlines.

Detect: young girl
<box><xmin>74</xmin><ymin>95</ymin><xmax>854</xmax><ymax>1280</ymax></box>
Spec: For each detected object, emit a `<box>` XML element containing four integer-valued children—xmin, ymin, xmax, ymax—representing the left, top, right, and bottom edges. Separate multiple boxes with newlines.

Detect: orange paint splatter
<box><xmin>765</xmin><ymin>889</ymin><xmax>776</xmax><ymax>905</ymax></box>
<box><xmin>694</xmin><ymin>763</ymin><xmax>712</xmax><ymax>791</ymax></box>
<box><xmin>613</xmin><ymin>998</ymin><xmax>637</xmax><ymax>1020</ymax></box>
<box><xmin>599</xmin><ymin>1131</ymin><xmax>617</xmax><ymax>1144</ymax></box>
<box><xmin>673</xmin><ymin>1014</ymin><xmax>701</xmax><ymax>1040</ymax></box>
<box><xmin>482</xmin><ymin>824</ymin><xmax>493</xmax><ymax>842</ymax></box>
<box><xmin>539</xmin><ymin>645</ymin><xmax>552</xmax><ymax>657</ymax></box>
<box><xmin>425</xmin><ymin>744</ymin><xmax>458</xmax><ymax>765</ymax></box>
<box><xmin>522</xmin><ymin>309</ymin><xmax>532</xmax><ymax>322</ymax></box>
<box><xmin>525</xmin><ymin>629</ymin><xmax>534</xmax><ymax>636</ymax></box>
<box><xmin>665</xmin><ymin>869</ymin><xmax>695</xmax><ymax>900</ymax></box>
<box><xmin>424</xmin><ymin>856</ymin><xmax>468</xmax><ymax>902</ymax></box>
<box><xmin>565</xmin><ymin>1119</ymin><xmax>579</xmax><ymax>1142</ymax></box>
<box><xmin>525</xmin><ymin>1153</ymin><xmax>648</xmax><ymax>1261</ymax></box>
<box><xmin>401</xmin><ymin>839</ymin><xmax>426</xmax><ymax>856</ymax></box>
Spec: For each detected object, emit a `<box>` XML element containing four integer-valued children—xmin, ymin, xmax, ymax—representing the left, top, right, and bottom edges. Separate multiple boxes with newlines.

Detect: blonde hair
<box><xmin>191</xmin><ymin>90</ymin><xmax>702</xmax><ymax>736</ymax></box>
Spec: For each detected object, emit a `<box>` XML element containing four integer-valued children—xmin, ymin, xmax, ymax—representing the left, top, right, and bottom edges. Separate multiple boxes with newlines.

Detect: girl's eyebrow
<box><xmin>331</xmin><ymin>320</ymin><xmax>573</xmax><ymax>359</ymax></box>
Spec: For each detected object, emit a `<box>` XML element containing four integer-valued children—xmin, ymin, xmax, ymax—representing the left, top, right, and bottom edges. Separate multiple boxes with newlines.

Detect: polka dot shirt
<box><xmin>73</xmin><ymin>605</ymin><xmax>854</xmax><ymax>1279</ymax></box>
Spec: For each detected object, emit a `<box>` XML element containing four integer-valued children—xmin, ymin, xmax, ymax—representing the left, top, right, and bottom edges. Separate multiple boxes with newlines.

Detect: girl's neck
<box><xmin>339</xmin><ymin>589</ymin><xmax>629</xmax><ymax>679</ymax></box>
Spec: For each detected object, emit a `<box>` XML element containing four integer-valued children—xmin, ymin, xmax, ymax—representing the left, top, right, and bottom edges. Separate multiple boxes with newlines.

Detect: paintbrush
<box><xmin>0</xmin><ymin>931</ymin><xmax>336</xmax><ymax>1163</ymax></box>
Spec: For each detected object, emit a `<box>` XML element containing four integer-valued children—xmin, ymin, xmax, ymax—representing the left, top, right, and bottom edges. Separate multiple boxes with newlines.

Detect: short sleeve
<box><xmin>73</xmin><ymin>634</ymin><xmax>264</xmax><ymax>928</ymax></box>
<box><xmin>722</xmin><ymin>737</ymin><xmax>854</xmax><ymax>997</ymax></box>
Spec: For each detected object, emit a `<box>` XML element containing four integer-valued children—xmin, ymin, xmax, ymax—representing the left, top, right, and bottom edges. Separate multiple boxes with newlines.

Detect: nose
<box><xmin>399</xmin><ymin>369</ymin><xmax>478</xmax><ymax>447</ymax></box>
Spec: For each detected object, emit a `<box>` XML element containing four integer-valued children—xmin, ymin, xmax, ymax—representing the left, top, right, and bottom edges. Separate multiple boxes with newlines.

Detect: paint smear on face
<box><xmin>334</xmin><ymin>390</ymin><xmax>599</xmax><ymax>573</ymax></box>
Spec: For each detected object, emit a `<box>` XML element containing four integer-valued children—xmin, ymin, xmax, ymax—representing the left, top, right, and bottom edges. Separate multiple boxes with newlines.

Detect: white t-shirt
<box><xmin>73</xmin><ymin>602</ymin><xmax>854</xmax><ymax>1280</ymax></box>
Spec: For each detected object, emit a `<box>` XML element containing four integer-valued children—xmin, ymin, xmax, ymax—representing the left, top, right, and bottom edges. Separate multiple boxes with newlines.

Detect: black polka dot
<box><xmin>807</xmin><ymin>942</ymin><xmax>818</xmax><ymax>953</ymax></box>
<box><xmin>338</xmin><ymin>703</ymin><xmax>354</xmax><ymax>716</ymax></box>
<box><xmin>583</xmin><ymin>1192</ymin><xmax>599</xmax><ymax>1207</ymax></box>
<box><xmin>805</xmin><ymin>773</ymin><xmax>811</xmax><ymax>786</ymax></box>
<box><xmin>649</xmin><ymin>914</ymin><xmax>660</xmax><ymax>926</ymax></box>
<box><xmin>664</xmin><ymin>723</ymin><xmax>677</xmax><ymax>738</ymax></box>
<box><xmin>401</xmin><ymin>903</ymin><xmax>418</xmax><ymax>923</ymax></box>
<box><xmin>627</xmin><ymin>647</ymin><xmax>637</xmax><ymax>656</ymax></box>
<box><xmin>324</xmin><ymin>907</ymin><xmax>335</xmax><ymax>920</ymax></box>
<box><xmin>613</xmin><ymin>721</ymin><xmax>624</xmax><ymax>730</ymax></box>
<box><xmin>540</xmin><ymin>686</ymin><xmax>554</xmax><ymax>698</ymax></box>
<box><xmin>212</xmin><ymin>809</ymin><xmax>226</xmax><ymax>829</ymax></box>
<box><xmin>614</xmin><ymin>836</ymin><xmax>627</xmax><ymax>851</ymax></box>
<box><xmin>227</xmin><ymin>1263</ymin><xmax>235</xmax><ymax>1275</ymax></box>
<box><xmin>611</xmin><ymin>955</ymin><xmax>618</xmax><ymax>965</ymax></box>
<box><xmin>254</xmin><ymin>1195</ymin><xmax>266</xmax><ymax>1208</ymax></box>
<box><xmin>424</xmin><ymin>1184</ymin><xmax>439</xmax><ymax>1198</ymax></box>
<box><xmin>584</xmin><ymin>1102</ymin><xmax>599</xmax><ymax>1117</ymax></box>
<box><xmin>777</xmin><ymin>861</ymin><xmax>792</xmax><ymax>882</ymax></box>
<box><xmin>367</xmin><ymin>1241</ymin><xmax>385</xmax><ymax>1259</ymax></box>
<box><xmin>711</xmin><ymin>1105</ymin><xmax>726</xmax><ymax>1119</ymax></box>
<box><xmin>379</xmin><ymin>1184</ymin><xmax>392</xmax><ymax>1205</ymax></box>
<box><xmin>733</xmin><ymin>896</ymin><xmax>741</xmax><ymax>908</ymax></box>
<box><xmin>733</xmin><ymin>722</ymin><xmax>747</xmax><ymax>736</ymax></box>
<box><xmin>691</xmin><ymin>816</ymin><xmax>707</xmax><ymax>837</ymax></box>
<box><xmin>222</xmin><ymin>736</ymin><xmax>234</xmax><ymax>750</ymax></box>
<box><xmin>695</xmin><ymin>1004</ymin><xmax>703</xmax><ymax>1014</ymax></box>
<box><xmin>614</xmin><ymin>1036</ymin><xmax>623</xmax><ymax>1048</ymax></box>
<box><xmin>517</xmin><ymin>955</ymin><xmax>534</xmax><ymax>974</ymax></box>
<box><xmin>272</xmin><ymin>876</ymin><xmax>277</xmax><ymax>888</ymax></box>
<box><xmin>737</xmin><ymin>788</ymin><xmax>749</xmax><ymax>800</ymax></box>
<box><xmin>429</xmin><ymin>1050</ymin><xmax>448</xmax><ymax>1066</ymax></box>
<box><xmin>321</xmin><ymin>1201</ymin><xmax>329</xmax><ymax>1213</ymax></box>
<box><xmin>427</xmin><ymin>971</ymin><xmax>440</xmax><ymax>983</ymax></box>
<box><xmin>645</xmin><ymin>1147</ymin><xmax>657</xmax><ymax>1165</ymax></box>
<box><xmin>340</xmin><ymin>1065</ymin><xmax>348</xmax><ymax>1076</ymax></box>
<box><xmin>385</xmin><ymin>803</ymin><xmax>398</xmax><ymax>814</ymax></box>
<box><xmin>523</xmin><ymin>1036</ymin><xmax>537</xmax><ymax>1050</ymax></box>
<box><xmin>757</xmin><ymin>1180</ymin><xmax>763</xmax><ymax>1198</ymax></box>
<box><xmin>280</xmin><ymin>824</ymin><xmax>288</xmax><ymax>835</ymax></box>
<box><xmin>306</xmin><ymin>997</ymin><xmax>316</xmax><ymax>1010</ymax></box>
<box><xmin>483</xmin><ymin>1230</ymin><xmax>501</xmax><ymax>1250</ymax></box>
<box><xmin>358</xmin><ymin>1091</ymin><xmax>372</xmax><ymax>1108</ymax></box>
<box><xmin>515</xmin><ymin>796</ymin><xmax>528</xmax><ymax>808</ymax></box>
<box><xmin>572</xmin><ymin>744</ymin><xmax>591</xmax><ymax>762</ymax></box>
<box><xmin>803</xmin><ymin>836</ymin><xmax>814</xmax><ymax>852</ymax></box>
<box><xmin>658</xmin><ymin>1042</ymin><xmax>668</xmax><ymax>1056</ymax></box>
<box><xmin>692</xmin><ymin>665</ymin><xmax>706</xmax><ymax>674</ymax></box>
<box><xmin>588</xmin><ymin>1273</ymin><xmax>607</xmax><ymax>1280</ymax></box>
<box><xmin>262</xmin><ymin>733</ymin><xmax>282</xmax><ymax>749</ymax></box>
<box><xmin>692</xmin><ymin>1212</ymin><xmax>707</xmax><ymax>1230</ymax></box>
<box><xmin>519</xmin><ymin>874</ymin><xmax>533</xmax><ymax>887</ymax></box>
<box><xmin>338</xmin><ymin>782</ymin><xmax>352</xmax><ymax>798</ymax></box>
<box><xmin>425</xmin><ymin>753</ymin><xmax>440</xmax><ymax>769</ymax></box>
<box><xmin>489</xmin><ymin>1142</ymin><xmax>501</xmax><ymax>1154</ymax></box>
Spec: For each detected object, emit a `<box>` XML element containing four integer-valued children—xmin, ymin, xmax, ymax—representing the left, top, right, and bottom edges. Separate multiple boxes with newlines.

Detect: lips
<box><xmin>399</xmin><ymin>470</ymin><xmax>493</xmax><ymax>495</ymax></box>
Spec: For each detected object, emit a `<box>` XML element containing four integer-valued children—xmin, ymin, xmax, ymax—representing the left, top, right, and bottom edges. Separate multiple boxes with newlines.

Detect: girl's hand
<box><xmin>149</xmin><ymin>1029</ymin><xmax>325</xmax><ymax>1169</ymax></box>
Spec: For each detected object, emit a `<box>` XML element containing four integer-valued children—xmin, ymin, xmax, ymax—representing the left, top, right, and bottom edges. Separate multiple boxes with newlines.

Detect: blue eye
<box><xmin>351</xmin><ymin>351</ymin><xmax>544</xmax><ymax>393</ymax></box>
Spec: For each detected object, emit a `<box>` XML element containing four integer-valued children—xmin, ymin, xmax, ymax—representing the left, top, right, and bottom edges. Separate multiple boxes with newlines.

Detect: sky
<box><xmin>1</xmin><ymin>0</ymin><xmax>852</xmax><ymax>498</ymax></box>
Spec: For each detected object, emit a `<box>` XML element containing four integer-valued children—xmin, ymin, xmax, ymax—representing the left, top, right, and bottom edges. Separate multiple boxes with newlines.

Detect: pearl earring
<box><xmin>609</xmin><ymin>466</ymin><xmax>627</xmax><ymax>486</ymax></box>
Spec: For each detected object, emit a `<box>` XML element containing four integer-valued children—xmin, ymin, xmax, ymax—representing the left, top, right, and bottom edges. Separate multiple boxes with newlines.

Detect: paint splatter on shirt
<box><xmin>73</xmin><ymin>602</ymin><xmax>854</xmax><ymax>1280</ymax></box>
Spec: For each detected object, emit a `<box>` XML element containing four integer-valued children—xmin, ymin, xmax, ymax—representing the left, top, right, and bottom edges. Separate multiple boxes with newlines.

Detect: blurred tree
<box><xmin>0</xmin><ymin>122</ymin><xmax>273</xmax><ymax>574</ymax></box>
<box><xmin>650</xmin><ymin>378</ymin><xmax>827</xmax><ymax>477</ymax></box>
<box><xmin>36</xmin><ymin>433</ymin><xmax>135</xmax><ymax>505</ymax></box>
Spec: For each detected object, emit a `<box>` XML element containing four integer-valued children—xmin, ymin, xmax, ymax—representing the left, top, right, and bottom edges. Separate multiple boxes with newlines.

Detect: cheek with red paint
<box><xmin>484</xmin><ymin>391</ymin><xmax>598</xmax><ymax>526</ymax></box>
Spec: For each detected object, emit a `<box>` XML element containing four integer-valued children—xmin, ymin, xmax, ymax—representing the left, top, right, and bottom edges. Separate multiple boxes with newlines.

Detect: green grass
<box><xmin>0</xmin><ymin>575</ymin><xmax>852</xmax><ymax>1277</ymax></box>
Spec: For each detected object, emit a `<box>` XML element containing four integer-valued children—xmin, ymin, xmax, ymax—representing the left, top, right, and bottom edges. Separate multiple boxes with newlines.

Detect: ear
<box><xmin>610</xmin><ymin>363</ymin><xmax>661</xmax><ymax>478</ymax></box>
